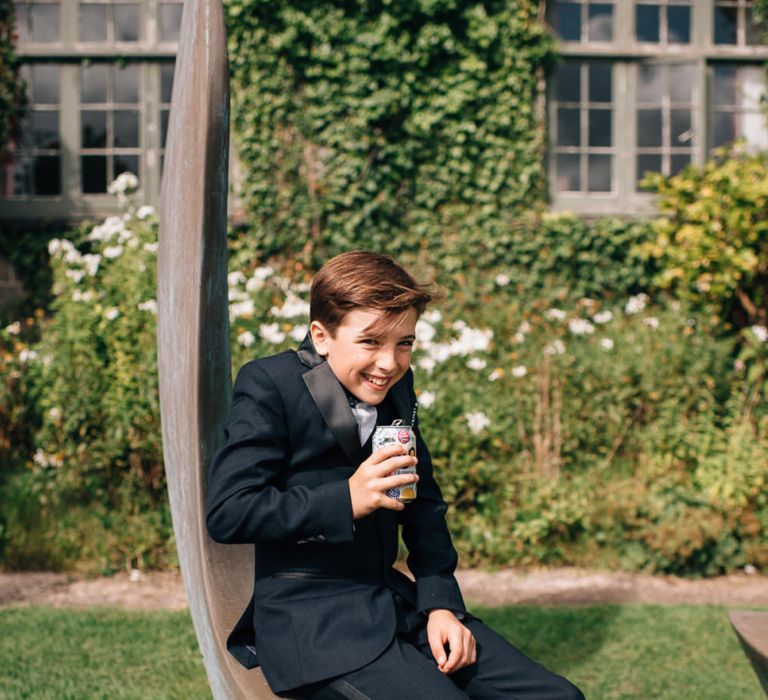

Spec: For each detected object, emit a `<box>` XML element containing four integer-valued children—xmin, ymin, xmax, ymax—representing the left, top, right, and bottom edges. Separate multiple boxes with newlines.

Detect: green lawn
<box><xmin>0</xmin><ymin>604</ymin><xmax>762</xmax><ymax>699</ymax></box>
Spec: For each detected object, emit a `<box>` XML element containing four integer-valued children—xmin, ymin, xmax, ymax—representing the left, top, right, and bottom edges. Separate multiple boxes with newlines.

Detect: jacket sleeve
<box><xmin>206</xmin><ymin>361</ymin><xmax>355</xmax><ymax>545</ymax></box>
<box><xmin>398</xmin><ymin>370</ymin><xmax>466</xmax><ymax>616</ymax></box>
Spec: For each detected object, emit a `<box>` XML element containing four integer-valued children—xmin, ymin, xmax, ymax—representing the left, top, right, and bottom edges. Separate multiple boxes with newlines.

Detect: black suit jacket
<box><xmin>206</xmin><ymin>336</ymin><xmax>466</xmax><ymax>693</ymax></box>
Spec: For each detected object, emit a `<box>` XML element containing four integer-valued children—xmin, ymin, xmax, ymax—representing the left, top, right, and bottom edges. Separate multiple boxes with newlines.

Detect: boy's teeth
<box><xmin>365</xmin><ymin>375</ymin><xmax>387</xmax><ymax>386</ymax></box>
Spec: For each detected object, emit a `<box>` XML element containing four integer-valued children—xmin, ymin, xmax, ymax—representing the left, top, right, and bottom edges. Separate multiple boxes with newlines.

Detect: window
<box><xmin>547</xmin><ymin>0</ymin><xmax>768</xmax><ymax>214</ymax></box>
<box><xmin>2</xmin><ymin>0</ymin><xmax>183</xmax><ymax>217</ymax></box>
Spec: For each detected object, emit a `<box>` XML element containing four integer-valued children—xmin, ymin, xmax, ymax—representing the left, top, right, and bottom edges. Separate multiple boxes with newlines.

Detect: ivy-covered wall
<box><xmin>225</xmin><ymin>0</ymin><xmax>554</xmax><ymax>264</ymax></box>
<box><xmin>0</xmin><ymin>0</ymin><xmax>23</xmax><ymax>152</ymax></box>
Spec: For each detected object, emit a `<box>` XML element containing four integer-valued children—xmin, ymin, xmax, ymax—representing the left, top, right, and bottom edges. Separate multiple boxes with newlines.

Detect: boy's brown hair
<box><xmin>310</xmin><ymin>251</ymin><xmax>437</xmax><ymax>336</ymax></box>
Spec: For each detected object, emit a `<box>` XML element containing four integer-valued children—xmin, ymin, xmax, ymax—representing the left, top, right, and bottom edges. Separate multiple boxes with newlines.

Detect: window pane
<box><xmin>34</xmin><ymin>155</ymin><xmax>61</xmax><ymax>194</ymax></box>
<box><xmin>670</xmin><ymin>153</ymin><xmax>691</xmax><ymax>175</ymax></box>
<box><xmin>81</xmin><ymin>4</ymin><xmax>109</xmax><ymax>43</ymax></box>
<box><xmin>637</xmin><ymin>154</ymin><xmax>662</xmax><ymax>184</ymax></box>
<box><xmin>31</xmin><ymin>110</ymin><xmax>59</xmax><ymax>148</ymax></box>
<box><xmin>712</xmin><ymin>65</ymin><xmax>737</xmax><ymax>106</ymax></box>
<box><xmin>82</xmin><ymin>65</ymin><xmax>109</xmax><ymax>104</ymax></box>
<box><xmin>636</xmin><ymin>4</ymin><xmax>660</xmax><ymax>43</ymax></box>
<box><xmin>740</xmin><ymin>111</ymin><xmax>768</xmax><ymax>150</ymax></box>
<box><xmin>556</xmin><ymin>62</ymin><xmax>581</xmax><ymax>103</ymax></box>
<box><xmin>669</xmin><ymin>64</ymin><xmax>694</xmax><ymax>103</ymax></box>
<box><xmin>588</xmin><ymin>154</ymin><xmax>612</xmax><ymax>191</ymax></box>
<box><xmin>32</xmin><ymin>65</ymin><xmax>60</xmax><ymax>104</ymax></box>
<box><xmin>740</xmin><ymin>66</ymin><xmax>767</xmax><ymax>111</ymax></box>
<box><xmin>714</xmin><ymin>5</ymin><xmax>738</xmax><ymax>44</ymax></box>
<box><xmin>114</xmin><ymin>5</ymin><xmax>141</xmax><ymax>42</ymax></box>
<box><xmin>82</xmin><ymin>155</ymin><xmax>108</xmax><ymax>193</ymax></box>
<box><xmin>15</xmin><ymin>6</ymin><xmax>30</xmax><ymax>43</ymax></box>
<box><xmin>161</xmin><ymin>109</ymin><xmax>170</xmax><ymax>146</ymax></box>
<box><xmin>668</xmin><ymin>5</ymin><xmax>691</xmax><ymax>43</ymax></box>
<box><xmin>30</xmin><ymin>5</ymin><xmax>60</xmax><ymax>43</ymax></box>
<box><xmin>554</xmin><ymin>2</ymin><xmax>582</xmax><ymax>41</ymax></box>
<box><xmin>671</xmin><ymin>109</ymin><xmax>692</xmax><ymax>145</ymax></box>
<box><xmin>82</xmin><ymin>110</ymin><xmax>107</xmax><ymax>147</ymax></box>
<box><xmin>160</xmin><ymin>63</ymin><xmax>175</xmax><ymax>103</ymax></box>
<box><xmin>115</xmin><ymin>155</ymin><xmax>140</xmax><ymax>179</ymax></box>
<box><xmin>588</xmin><ymin>108</ymin><xmax>611</xmax><ymax>147</ymax></box>
<box><xmin>711</xmin><ymin>111</ymin><xmax>735</xmax><ymax>147</ymax></box>
<box><xmin>557</xmin><ymin>107</ymin><xmax>581</xmax><ymax>146</ymax></box>
<box><xmin>114</xmin><ymin>65</ymin><xmax>140</xmax><ymax>103</ymax></box>
<box><xmin>745</xmin><ymin>7</ymin><xmax>766</xmax><ymax>45</ymax></box>
<box><xmin>637</xmin><ymin>64</ymin><xmax>662</xmax><ymax>103</ymax></box>
<box><xmin>159</xmin><ymin>4</ymin><xmax>183</xmax><ymax>42</ymax></box>
<box><xmin>637</xmin><ymin>109</ymin><xmax>662</xmax><ymax>147</ymax></box>
<box><xmin>589</xmin><ymin>62</ymin><xmax>612</xmax><ymax>102</ymax></box>
<box><xmin>588</xmin><ymin>3</ymin><xmax>613</xmax><ymax>41</ymax></box>
<box><xmin>114</xmin><ymin>110</ymin><xmax>140</xmax><ymax>147</ymax></box>
<box><xmin>556</xmin><ymin>153</ymin><xmax>581</xmax><ymax>191</ymax></box>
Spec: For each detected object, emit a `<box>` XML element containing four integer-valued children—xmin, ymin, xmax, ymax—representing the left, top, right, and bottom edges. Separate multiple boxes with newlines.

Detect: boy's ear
<box><xmin>309</xmin><ymin>320</ymin><xmax>331</xmax><ymax>357</ymax></box>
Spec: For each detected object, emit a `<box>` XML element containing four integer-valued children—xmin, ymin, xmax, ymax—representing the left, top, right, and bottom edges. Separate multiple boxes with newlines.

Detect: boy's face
<box><xmin>310</xmin><ymin>307</ymin><xmax>417</xmax><ymax>405</ymax></box>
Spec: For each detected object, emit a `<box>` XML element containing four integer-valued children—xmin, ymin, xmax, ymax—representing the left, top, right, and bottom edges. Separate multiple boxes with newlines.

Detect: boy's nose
<box><xmin>375</xmin><ymin>348</ymin><xmax>398</xmax><ymax>372</ymax></box>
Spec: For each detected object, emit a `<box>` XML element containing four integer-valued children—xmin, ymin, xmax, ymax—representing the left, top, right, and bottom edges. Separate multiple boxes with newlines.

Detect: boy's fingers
<box><xmin>370</xmin><ymin>456</ymin><xmax>417</xmax><ymax>476</ymax></box>
<box><xmin>427</xmin><ymin>629</ymin><xmax>447</xmax><ymax>670</ymax></box>
<box><xmin>369</xmin><ymin>444</ymin><xmax>408</xmax><ymax>463</ymax></box>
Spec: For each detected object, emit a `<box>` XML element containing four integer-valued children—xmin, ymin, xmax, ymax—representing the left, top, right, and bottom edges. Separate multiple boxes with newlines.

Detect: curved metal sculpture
<box><xmin>157</xmin><ymin>1</ymin><xmax>280</xmax><ymax>697</ymax></box>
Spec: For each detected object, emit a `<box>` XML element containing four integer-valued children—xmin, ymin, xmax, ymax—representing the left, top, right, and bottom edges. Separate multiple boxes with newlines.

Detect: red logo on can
<box><xmin>397</xmin><ymin>430</ymin><xmax>411</xmax><ymax>444</ymax></box>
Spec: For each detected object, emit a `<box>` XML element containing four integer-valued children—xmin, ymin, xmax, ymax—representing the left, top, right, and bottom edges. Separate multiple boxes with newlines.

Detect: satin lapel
<box><xmin>302</xmin><ymin>361</ymin><xmax>362</xmax><ymax>465</ymax></box>
<box><xmin>388</xmin><ymin>376</ymin><xmax>413</xmax><ymax>425</ymax></box>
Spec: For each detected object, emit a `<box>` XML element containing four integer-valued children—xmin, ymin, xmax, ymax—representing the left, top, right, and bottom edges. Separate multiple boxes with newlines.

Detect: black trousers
<box><xmin>293</xmin><ymin>593</ymin><xmax>585</xmax><ymax>700</ymax></box>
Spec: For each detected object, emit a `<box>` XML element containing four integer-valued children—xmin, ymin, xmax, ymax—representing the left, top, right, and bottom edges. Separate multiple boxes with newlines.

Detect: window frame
<box><xmin>546</xmin><ymin>0</ymin><xmax>768</xmax><ymax>215</ymax></box>
<box><xmin>1</xmin><ymin>0</ymin><xmax>180</xmax><ymax>220</ymax></box>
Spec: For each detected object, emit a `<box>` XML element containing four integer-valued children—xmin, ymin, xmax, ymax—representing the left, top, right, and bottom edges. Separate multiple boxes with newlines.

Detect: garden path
<box><xmin>1</xmin><ymin>568</ymin><xmax>766</xmax><ymax>610</ymax></box>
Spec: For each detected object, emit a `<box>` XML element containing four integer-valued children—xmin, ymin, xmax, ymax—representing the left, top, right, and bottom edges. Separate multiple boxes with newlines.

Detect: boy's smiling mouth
<box><xmin>362</xmin><ymin>373</ymin><xmax>391</xmax><ymax>389</ymax></box>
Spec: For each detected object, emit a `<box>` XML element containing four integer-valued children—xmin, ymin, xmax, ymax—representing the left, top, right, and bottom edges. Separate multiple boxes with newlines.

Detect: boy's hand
<box><xmin>427</xmin><ymin>609</ymin><xmax>476</xmax><ymax>674</ymax></box>
<box><xmin>348</xmin><ymin>444</ymin><xmax>418</xmax><ymax>519</ymax></box>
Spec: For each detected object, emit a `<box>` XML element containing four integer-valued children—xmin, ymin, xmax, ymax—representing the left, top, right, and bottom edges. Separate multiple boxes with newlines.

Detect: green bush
<box><xmin>641</xmin><ymin>147</ymin><xmax>768</xmax><ymax>330</ymax></box>
<box><xmin>225</xmin><ymin>0</ymin><xmax>554</xmax><ymax>263</ymax></box>
<box><xmin>0</xmin><ymin>0</ymin><xmax>24</xmax><ymax>151</ymax></box>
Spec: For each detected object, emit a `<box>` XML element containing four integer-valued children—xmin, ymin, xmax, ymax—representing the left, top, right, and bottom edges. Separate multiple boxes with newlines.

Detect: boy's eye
<box><xmin>359</xmin><ymin>338</ymin><xmax>379</xmax><ymax>346</ymax></box>
<box><xmin>399</xmin><ymin>340</ymin><xmax>414</xmax><ymax>347</ymax></box>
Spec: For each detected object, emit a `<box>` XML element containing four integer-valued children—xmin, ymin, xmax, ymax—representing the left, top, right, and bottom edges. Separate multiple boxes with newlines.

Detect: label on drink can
<box><xmin>372</xmin><ymin>423</ymin><xmax>417</xmax><ymax>503</ymax></box>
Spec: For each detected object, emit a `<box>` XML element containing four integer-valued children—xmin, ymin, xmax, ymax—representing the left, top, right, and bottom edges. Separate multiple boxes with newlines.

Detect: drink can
<box><xmin>372</xmin><ymin>423</ymin><xmax>417</xmax><ymax>503</ymax></box>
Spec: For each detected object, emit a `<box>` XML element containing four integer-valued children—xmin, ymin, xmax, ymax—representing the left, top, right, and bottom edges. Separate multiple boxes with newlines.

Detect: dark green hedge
<box><xmin>225</xmin><ymin>0</ymin><xmax>554</xmax><ymax>264</ymax></box>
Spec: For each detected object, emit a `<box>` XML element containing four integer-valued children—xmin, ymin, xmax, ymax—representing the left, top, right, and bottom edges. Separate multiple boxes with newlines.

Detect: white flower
<box><xmin>229</xmin><ymin>299</ymin><xmax>255</xmax><ymax>321</ymax></box>
<box><xmin>72</xmin><ymin>290</ymin><xmax>95</xmax><ymax>302</ymax></box>
<box><xmin>511</xmin><ymin>365</ymin><xmax>528</xmax><ymax>378</ymax></box>
<box><xmin>415</xmin><ymin>320</ymin><xmax>436</xmax><ymax>344</ymax></box>
<box><xmin>136</xmin><ymin>205</ymin><xmax>155</xmax><ymax>220</ymax></box>
<box><xmin>143</xmin><ymin>242</ymin><xmax>159</xmax><ymax>253</ymax></box>
<box><xmin>228</xmin><ymin>287</ymin><xmax>249</xmax><ymax>302</ymax></box>
<box><xmin>543</xmin><ymin>339</ymin><xmax>566</xmax><ymax>356</ymax></box>
<box><xmin>126</xmin><ymin>237</ymin><xmax>139</xmax><ymax>248</ymax></box>
<box><xmin>593</xmin><ymin>310</ymin><xmax>613</xmax><ymax>324</ymax></box>
<box><xmin>271</xmin><ymin>293</ymin><xmax>310</xmax><ymax>319</ymax></box>
<box><xmin>494</xmin><ymin>273</ymin><xmax>510</xmax><ymax>286</ymax></box>
<box><xmin>237</xmin><ymin>330</ymin><xmax>256</xmax><ymax>347</ymax></box>
<box><xmin>48</xmin><ymin>407</ymin><xmax>61</xmax><ymax>421</ymax></box>
<box><xmin>5</xmin><ymin>321</ymin><xmax>21</xmax><ymax>335</ymax></box>
<box><xmin>65</xmin><ymin>269</ymin><xmax>85</xmax><ymax>283</ymax></box>
<box><xmin>600</xmin><ymin>337</ymin><xmax>614</xmax><ymax>351</ymax></box>
<box><xmin>466</xmin><ymin>357</ymin><xmax>487</xmax><ymax>371</ymax></box>
<box><xmin>82</xmin><ymin>254</ymin><xmax>101</xmax><ymax>276</ymax></box>
<box><xmin>452</xmin><ymin>319</ymin><xmax>467</xmax><ymax>331</ymax></box>
<box><xmin>33</xmin><ymin>448</ymin><xmax>49</xmax><ymax>467</ymax></box>
<box><xmin>513</xmin><ymin>332</ymin><xmax>526</xmax><ymax>344</ymax></box>
<box><xmin>751</xmin><ymin>325</ymin><xmax>768</xmax><ymax>343</ymax></box>
<box><xmin>48</xmin><ymin>239</ymin><xmax>62</xmax><ymax>255</ymax></box>
<box><xmin>568</xmin><ymin>318</ymin><xmax>595</xmax><ymax>335</ymax></box>
<box><xmin>417</xmin><ymin>356</ymin><xmax>437</xmax><ymax>373</ymax></box>
<box><xmin>137</xmin><ymin>299</ymin><xmax>157</xmax><ymax>314</ymax></box>
<box><xmin>450</xmin><ymin>326</ymin><xmax>493</xmax><ymax>356</ymax></box>
<box><xmin>643</xmin><ymin>316</ymin><xmax>660</xmax><ymax>330</ymax></box>
<box><xmin>105</xmin><ymin>307</ymin><xmax>120</xmax><ymax>321</ymax></box>
<box><xmin>418</xmin><ymin>391</ymin><xmax>436</xmax><ymax>409</ymax></box>
<box><xmin>465</xmin><ymin>411</ymin><xmax>491</xmax><ymax>435</ymax></box>
<box><xmin>107</xmin><ymin>171</ymin><xmax>139</xmax><ymax>196</ymax></box>
<box><xmin>518</xmin><ymin>321</ymin><xmax>532</xmax><ymax>335</ymax></box>
<box><xmin>18</xmin><ymin>348</ymin><xmax>37</xmax><ymax>363</ymax></box>
<box><xmin>734</xmin><ymin>358</ymin><xmax>746</xmax><ymax>371</ymax></box>
<box><xmin>546</xmin><ymin>308</ymin><xmax>567</xmax><ymax>321</ymax></box>
<box><xmin>422</xmin><ymin>310</ymin><xmax>442</xmax><ymax>324</ymax></box>
<box><xmin>289</xmin><ymin>324</ymin><xmax>308</xmax><ymax>342</ymax></box>
<box><xmin>428</xmin><ymin>343</ymin><xmax>452</xmax><ymax>363</ymax></box>
<box><xmin>488</xmin><ymin>368</ymin><xmax>504</xmax><ymax>382</ymax></box>
<box><xmin>252</xmin><ymin>265</ymin><xmax>274</xmax><ymax>281</ymax></box>
<box><xmin>228</xmin><ymin>271</ymin><xmax>246</xmax><ymax>287</ymax></box>
<box><xmin>88</xmin><ymin>216</ymin><xmax>127</xmax><ymax>243</ymax></box>
<box><xmin>625</xmin><ymin>293</ymin><xmax>649</xmax><ymax>315</ymax></box>
<box><xmin>103</xmin><ymin>245</ymin><xmax>124</xmax><ymax>260</ymax></box>
<box><xmin>259</xmin><ymin>322</ymin><xmax>286</xmax><ymax>344</ymax></box>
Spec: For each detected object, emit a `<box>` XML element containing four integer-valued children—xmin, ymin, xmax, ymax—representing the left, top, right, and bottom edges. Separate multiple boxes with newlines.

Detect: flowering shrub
<box><xmin>2</xmin><ymin>174</ymin><xmax>766</xmax><ymax>574</ymax></box>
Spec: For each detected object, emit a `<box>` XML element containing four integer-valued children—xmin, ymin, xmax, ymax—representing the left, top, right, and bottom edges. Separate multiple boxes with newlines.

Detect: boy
<box><xmin>206</xmin><ymin>251</ymin><xmax>584</xmax><ymax>700</ymax></box>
